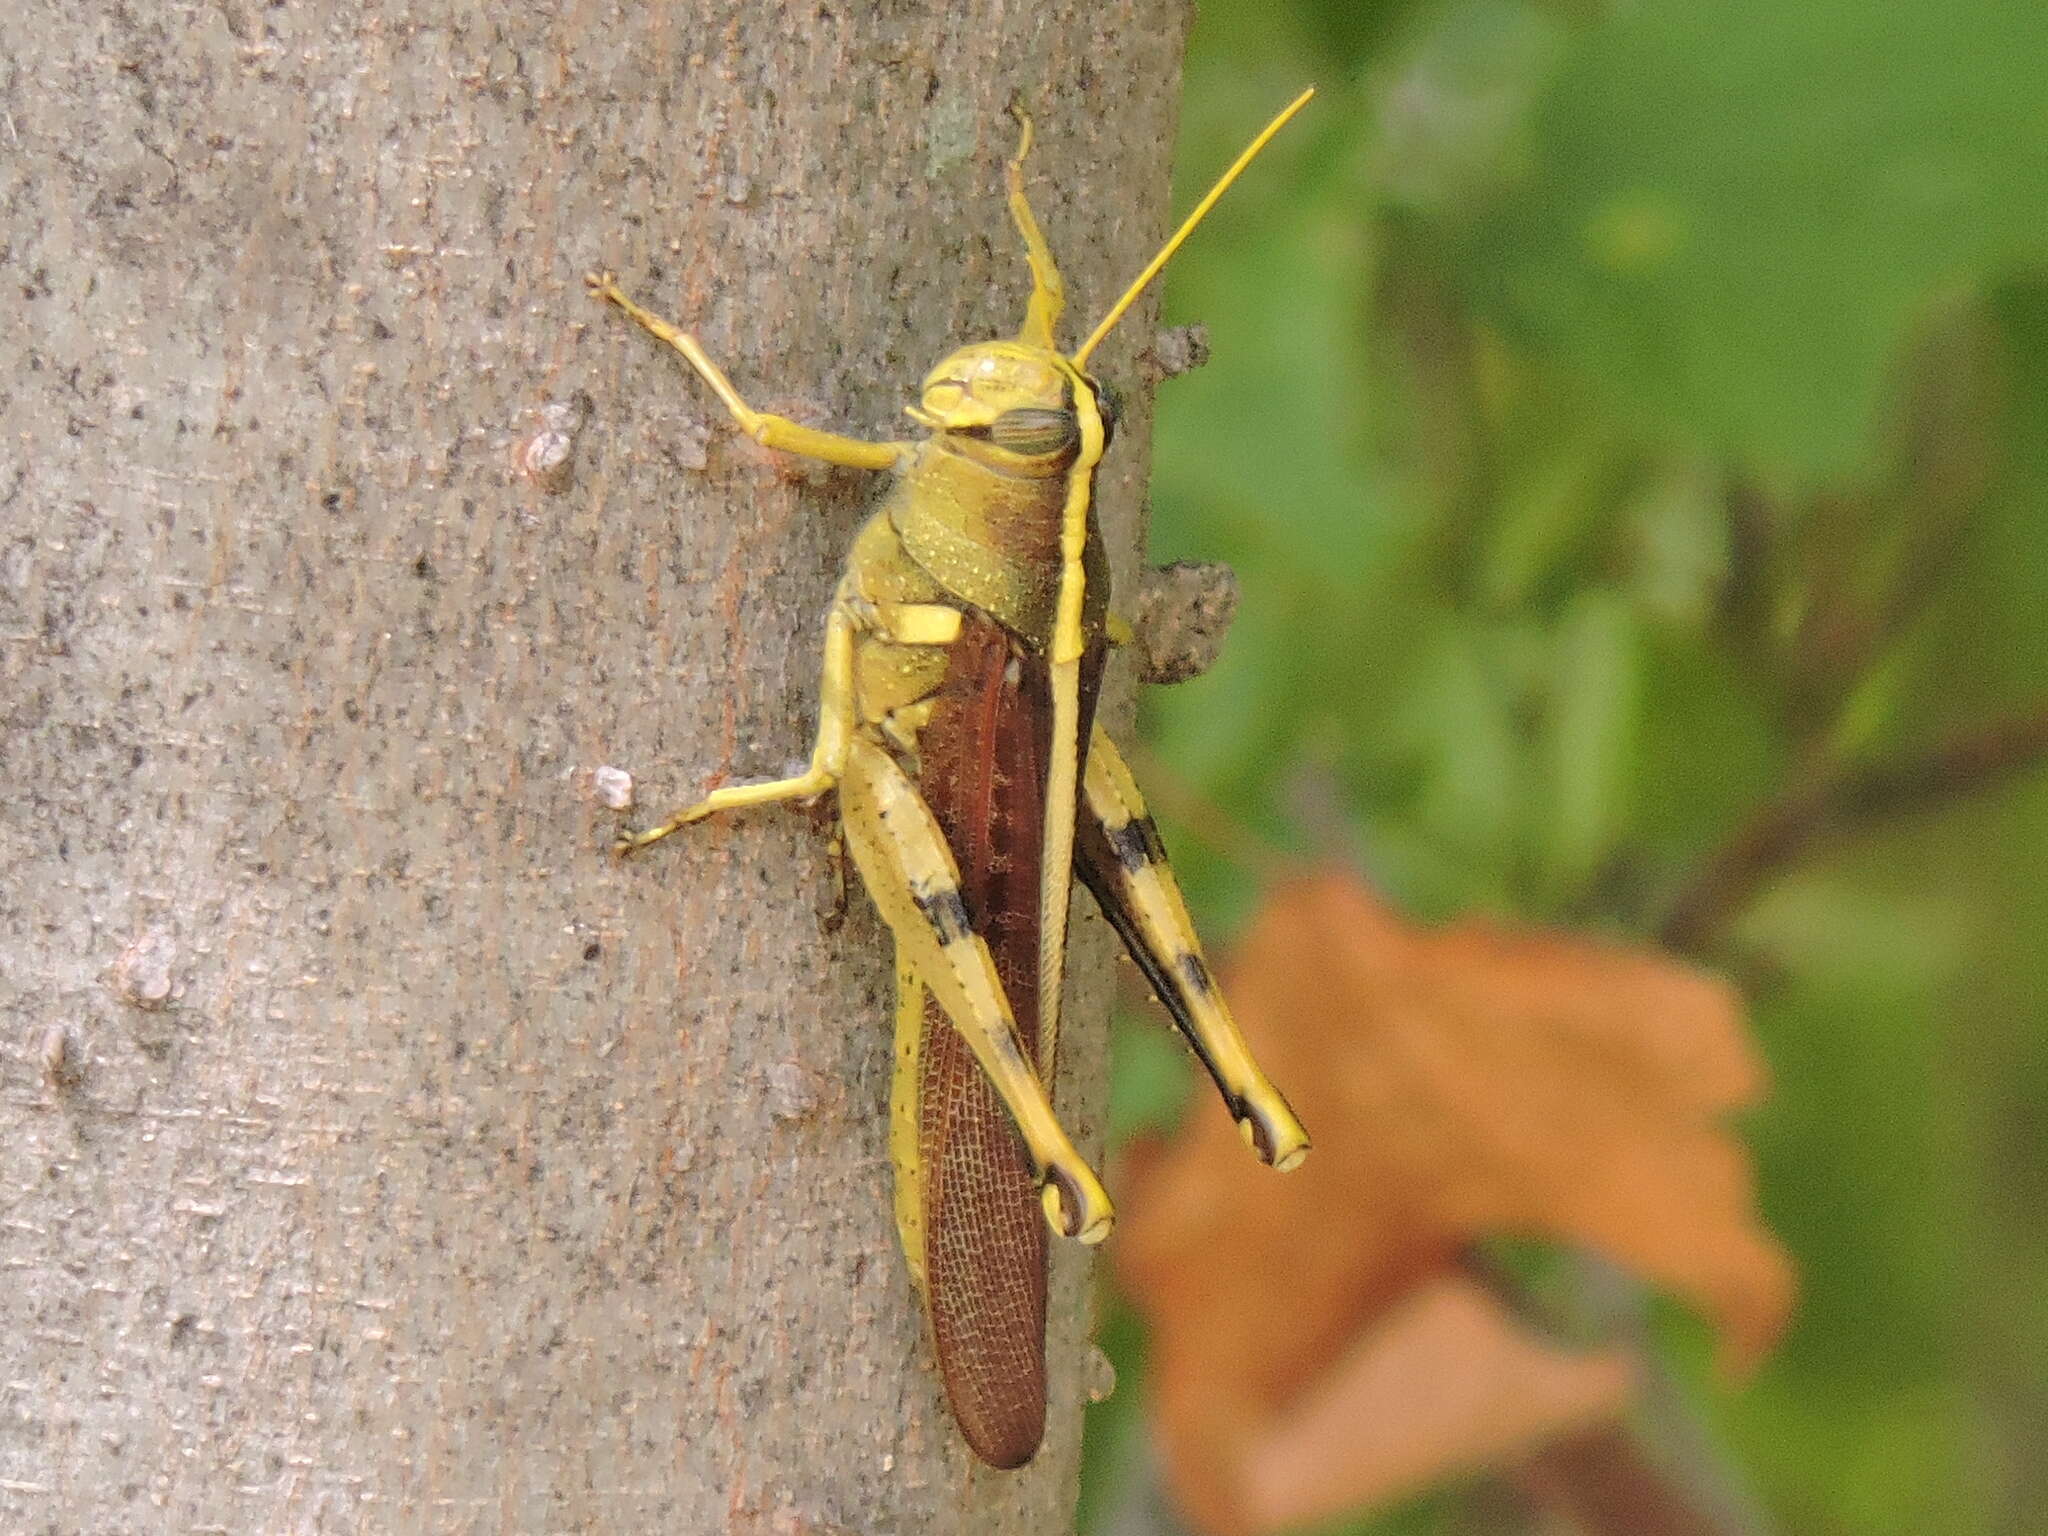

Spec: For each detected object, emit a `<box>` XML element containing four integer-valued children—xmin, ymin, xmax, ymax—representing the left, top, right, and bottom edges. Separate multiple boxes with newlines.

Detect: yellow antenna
<box><xmin>1071</xmin><ymin>86</ymin><xmax>1315</xmax><ymax>368</ymax></box>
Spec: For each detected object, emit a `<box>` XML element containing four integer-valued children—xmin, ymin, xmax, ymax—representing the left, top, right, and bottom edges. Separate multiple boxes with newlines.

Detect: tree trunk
<box><xmin>1</xmin><ymin>3</ymin><xmax>1187</xmax><ymax>1530</ymax></box>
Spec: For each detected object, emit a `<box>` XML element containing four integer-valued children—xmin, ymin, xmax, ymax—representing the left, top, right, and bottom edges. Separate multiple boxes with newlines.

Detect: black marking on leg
<box><xmin>1041</xmin><ymin>1163</ymin><xmax>1084</xmax><ymax>1238</ymax></box>
<box><xmin>1077</xmin><ymin>847</ymin><xmax>1233</xmax><ymax>1102</ymax></box>
<box><xmin>912</xmin><ymin>883</ymin><xmax>974</xmax><ymax>947</ymax></box>
<box><xmin>1234</xmin><ymin>1101</ymin><xmax>1276</xmax><ymax>1164</ymax></box>
<box><xmin>1105</xmin><ymin>815</ymin><xmax>1167</xmax><ymax>874</ymax></box>
<box><xmin>1175</xmin><ymin>951</ymin><xmax>1216</xmax><ymax>997</ymax></box>
<box><xmin>1236</xmin><ymin>1097</ymin><xmax>1309</xmax><ymax>1167</ymax></box>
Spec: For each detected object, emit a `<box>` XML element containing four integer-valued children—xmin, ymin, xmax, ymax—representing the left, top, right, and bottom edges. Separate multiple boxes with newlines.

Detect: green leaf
<box><xmin>1453</xmin><ymin>0</ymin><xmax>2048</xmax><ymax>480</ymax></box>
<box><xmin>1539</xmin><ymin>589</ymin><xmax>1643</xmax><ymax>901</ymax></box>
<box><xmin>1386</xmin><ymin>621</ymin><xmax>1525</xmax><ymax>902</ymax></box>
<box><xmin>1477</xmin><ymin>424</ymin><xmax>1627</xmax><ymax>609</ymax></box>
<box><xmin>1618</xmin><ymin>458</ymin><xmax>1728</xmax><ymax>630</ymax></box>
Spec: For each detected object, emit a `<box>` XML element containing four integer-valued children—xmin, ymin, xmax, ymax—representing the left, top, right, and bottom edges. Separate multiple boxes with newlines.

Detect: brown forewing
<box><xmin>912</xmin><ymin>612</ymin><xmax>1049</xmax><ymax>1468</ymax></box>
<box><xmin>911</xmin><ymin>611</ymin><xmax>1102</xmax><ymax>1468</ymax></box>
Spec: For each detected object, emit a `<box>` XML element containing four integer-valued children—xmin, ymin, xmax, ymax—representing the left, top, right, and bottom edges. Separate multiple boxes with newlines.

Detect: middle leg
<box><xmin>615</xmin><ymin>601</ymin><xmax>859</xmax><ymax>855</ymax></box>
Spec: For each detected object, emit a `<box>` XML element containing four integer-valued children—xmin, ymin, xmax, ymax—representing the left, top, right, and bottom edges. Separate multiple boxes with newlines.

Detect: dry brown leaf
<box><xmin>1114</xmin><ymin>872</ymin><xmax>1795</xmax><ymax>1535</ymax></box>
<box><xmin>1240</xmin><ymin>1273</ymin><xmax>1635</xmax><ymax>1531</ymax></box>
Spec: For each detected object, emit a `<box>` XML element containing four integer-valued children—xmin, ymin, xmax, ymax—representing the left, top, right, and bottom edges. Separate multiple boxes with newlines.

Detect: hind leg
<box><xmin>839</xmin><ymin>735</ymin><xmax>1112</xmax><ymax>1244</ymax></box>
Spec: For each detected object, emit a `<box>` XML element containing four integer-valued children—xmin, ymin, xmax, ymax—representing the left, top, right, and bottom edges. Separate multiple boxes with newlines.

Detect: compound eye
<box><xmin>986</xmin><ymin>406</ymin><xmax>1078</xmax><ymax>456</ymax></box>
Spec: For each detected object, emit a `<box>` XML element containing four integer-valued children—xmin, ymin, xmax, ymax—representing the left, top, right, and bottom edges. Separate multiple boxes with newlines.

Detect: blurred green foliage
<box><xmin>1083</xmin><ymin>1</ymin><xmax>2048</xmax><ymax>1530</ymax></box>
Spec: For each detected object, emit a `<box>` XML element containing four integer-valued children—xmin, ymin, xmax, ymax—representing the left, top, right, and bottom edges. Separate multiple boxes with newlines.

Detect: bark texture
<box><xmin>0</xmin><ymin>2</ymin><xmax>1188</xmax><ymax>1530</ymax></box>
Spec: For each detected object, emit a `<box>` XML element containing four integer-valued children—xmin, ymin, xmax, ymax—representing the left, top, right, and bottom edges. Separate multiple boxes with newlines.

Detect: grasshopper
<box><xmin>589</xmin><ymin>89</ymin><xmax>1313</xmax><ymax>1469</ymax></box>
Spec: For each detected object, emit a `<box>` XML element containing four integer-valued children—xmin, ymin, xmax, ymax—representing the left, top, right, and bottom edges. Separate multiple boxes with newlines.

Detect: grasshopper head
<box><xmin>906</xmin><ymin>341</ymin><xmax>1117</xmax><ymax>470</ymax></box>
<box><xmin>908</xmin><ymin>341</ymin><xmax>1065</xmax><ymax>430</ymax></box>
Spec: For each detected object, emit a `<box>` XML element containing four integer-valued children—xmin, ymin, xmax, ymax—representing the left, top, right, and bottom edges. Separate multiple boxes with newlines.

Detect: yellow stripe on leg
<box><xmin>890</xmin><ymin>954</ymin><xmax>930</xmax><ymax>1292</ymax></box>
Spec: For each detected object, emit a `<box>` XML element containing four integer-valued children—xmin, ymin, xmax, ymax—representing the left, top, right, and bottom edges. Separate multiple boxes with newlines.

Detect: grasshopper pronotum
<box><xmin>590</xmin><ymin>88</ymin><xmax>1313</xmax><ymax>1468</ymax></box>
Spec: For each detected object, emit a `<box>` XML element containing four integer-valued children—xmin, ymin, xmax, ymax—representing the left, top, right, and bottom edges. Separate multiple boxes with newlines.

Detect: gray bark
<box><xmin>1</xmin><ymin>2</ymin><xmax>1187</xmax><ymax>1530</ymax></box>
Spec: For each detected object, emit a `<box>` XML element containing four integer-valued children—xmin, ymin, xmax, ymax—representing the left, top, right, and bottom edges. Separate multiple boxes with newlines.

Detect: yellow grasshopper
<box><xmin>589</xmin><ymin>89</ymin><xmax>1313</xmax><ymax>1469</ymax></box>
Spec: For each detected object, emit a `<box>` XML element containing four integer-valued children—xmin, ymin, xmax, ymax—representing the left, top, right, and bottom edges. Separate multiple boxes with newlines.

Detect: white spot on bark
<box><xmin>514</xmin><ymin>395</ymin><xmax>590</xmax><ymax>494</ymax></box>
<box><xmin>591</xmin><ymin>764</ymin><xmax>634</xmax><ymax>810</ymax></box>
<box><xmin>41</xmin><ymin>1024</ymin><xmax>79</xmax><ymax>1086</ymax></box>
<box><xmin>113</xmin><ymin>930</ymin><xmax>177</xmax><ymax>1009</ymax></box>
<box><xmin>1086</xmin><ymin>1343</ymin><xmax>1118</xmax><ymax>1403</ymax></box>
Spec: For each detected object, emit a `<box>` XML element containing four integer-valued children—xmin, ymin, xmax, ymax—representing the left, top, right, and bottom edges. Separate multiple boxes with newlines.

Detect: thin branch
<box><xmin>1516</xmin><ymin>1424</ymin><xmax>1748</xmax><ymax>1536</ymax></box>
<box><xmin>1466</xmin><ymin>1248</ymin><xmax>1769</xmax><ymax>1536</ymax></box>
<box><xmin>1660</xmin><ymin>699</ymin><xmax>2048</xmax><ymax>952</ymax></box>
